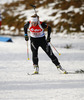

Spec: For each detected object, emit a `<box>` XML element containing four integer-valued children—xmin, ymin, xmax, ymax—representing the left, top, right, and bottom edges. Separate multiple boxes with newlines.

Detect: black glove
<box><xmin>47</xmin><ymin>37</ymin><xmax>51</xmax><ymax>43</ymax></box>
<box><xmin>25</xmin><ymin>34</ymin><xmax>29</xmax><ymax>41</ymax></box>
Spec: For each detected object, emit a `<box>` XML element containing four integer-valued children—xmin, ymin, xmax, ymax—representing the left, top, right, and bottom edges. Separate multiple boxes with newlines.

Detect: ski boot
<box><xmin>57</xmin><ymin>64</ymin><xmax>68</xmax><ymax>74</ymax></box>
<box><xmin>33</xmin><ymin>65</ymin><xmax>39</xmax><ymax>74</ymax></box>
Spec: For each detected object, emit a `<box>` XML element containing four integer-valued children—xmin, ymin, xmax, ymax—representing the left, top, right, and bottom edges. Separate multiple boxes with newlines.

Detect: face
<box><xmin>31</xmin><ymin>22</ymin><xmax>38</xmax><ymax>26</ymax></box>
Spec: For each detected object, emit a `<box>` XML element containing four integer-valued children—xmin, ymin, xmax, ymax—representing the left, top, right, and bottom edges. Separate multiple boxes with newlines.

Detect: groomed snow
<box><xmin>0</xmin><ymin>34</ymin><xmax>84</xmax><ymax>100</ymax></box>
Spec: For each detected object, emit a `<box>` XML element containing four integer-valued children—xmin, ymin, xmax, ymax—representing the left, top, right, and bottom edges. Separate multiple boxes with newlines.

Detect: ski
<box><xmin>65</xmin><ymin>71</ymin><xmax>76</xmax><ymax>74</ymax></box>
<box><xmin>57</xmin><ymin>68</ymin><xmax>84</xmax><ymax>74</ymax></box>
<box><xmin>27</xmin><ymin>73</ymin><xmax>40</xmax><ymax>75</ymax></box>
<box><xmin>57</xmin><ymin>69</ymin><xmax>68</xmax><ymax>74</ymax></box>
<box><xmin>64</xmin><ymin>69</ymin><xmax>84</xmax><ymax>74</ymax></box>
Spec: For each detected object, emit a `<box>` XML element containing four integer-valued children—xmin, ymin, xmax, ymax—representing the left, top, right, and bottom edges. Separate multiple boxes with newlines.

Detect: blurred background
<box><xmin>0</xmin><ymin>0</ymin><xmax>84</xmax><ymax>36</ymax></box>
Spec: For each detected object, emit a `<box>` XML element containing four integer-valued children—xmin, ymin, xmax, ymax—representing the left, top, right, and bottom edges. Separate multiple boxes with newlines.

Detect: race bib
<box><xmin>33</xmin><ymin>32</ymin><xmax>40</xmax><ymax>36</ymax></box>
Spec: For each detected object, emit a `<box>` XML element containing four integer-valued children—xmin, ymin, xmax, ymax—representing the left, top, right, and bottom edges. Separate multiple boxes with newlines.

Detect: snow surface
<box><xmin>0</xmin><ymin>34</ymin><xmax>84</xmax><ymax>100</ymax></box>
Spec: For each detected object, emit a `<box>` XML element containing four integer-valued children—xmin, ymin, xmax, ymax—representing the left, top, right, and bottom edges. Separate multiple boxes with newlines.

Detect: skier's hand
<box><xmin>25</xmin><ymin>34</ymin><xmax>29</xmax><ymax>41</ymax></box>
<box><xmin>47</xmin><ymin>37</ymin><xmax>51</xmax><ymax>43</ymax></box>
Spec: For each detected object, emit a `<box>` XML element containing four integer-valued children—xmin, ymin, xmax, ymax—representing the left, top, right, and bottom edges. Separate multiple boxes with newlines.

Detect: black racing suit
<box><xmin>24</xmin><ymin>21</ymin><xmax>60</xmax><ymax>66</ymax></box>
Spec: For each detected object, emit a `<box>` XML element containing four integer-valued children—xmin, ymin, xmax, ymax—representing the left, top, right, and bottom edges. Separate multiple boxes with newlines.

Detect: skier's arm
<box><xmin>24</xmin><ymin>21</ymin><xmax>30</xmax><ymax>41</ymax></box>
<box><xmin>47</xmin><ymin>25</ymin><xmax>51</xmax><ymax>38</ymax></box>
<box><xmin>41</xmin><ymin>22</ymin><xmax>51</xmax><ymax>42</ymax></box>
<box><xmin>24</xmin><ymin>21</ymin><xmax>30</xmax><ymax>35</ymax></box>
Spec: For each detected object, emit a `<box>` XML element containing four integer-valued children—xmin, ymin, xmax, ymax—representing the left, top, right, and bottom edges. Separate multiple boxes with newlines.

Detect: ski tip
<box><xmin>27</xmin><ymin>73</ymin><xmax>39</xmax><ymax>75</ymax></box>
<box><xmin>64</xmin><ymin>71</ymin><xmax>68</xmax><ymax>74</ymax></box>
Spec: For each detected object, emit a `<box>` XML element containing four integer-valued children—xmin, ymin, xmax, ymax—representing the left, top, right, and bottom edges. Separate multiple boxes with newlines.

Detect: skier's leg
<box><xmin>42</xmin><ymin>43</ymin><xmax>60</xmax><ymax>65</ymax></box>
<box><xmin>40</xmin><ymin>37</ymin><xmax>67</xmax><ymax>74</ymax></box>
<box><xmin>30</xmin><ymin>38</ymin><xmax>39</xmax><ymax>74</ymax></box>
<box><xmin>40</xmin><ymin>37</ymin><xmax>60</xmax><ymax>66</ymax></box>
<box><xmin>31</xmin><ymin>42</ymin><xmax>38</xmax><ymax>65</ymax></box>
<box><xmin>43</xmin><ymin>44</ymin><xmax>67</xmax><ymax>73</ymax></box>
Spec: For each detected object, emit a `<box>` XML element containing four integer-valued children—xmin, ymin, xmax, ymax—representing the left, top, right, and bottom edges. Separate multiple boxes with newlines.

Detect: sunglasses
<box><xmin>31</xmin><ymin>22</ymin><xmax>37</xmax><ymax>25</ymax></box>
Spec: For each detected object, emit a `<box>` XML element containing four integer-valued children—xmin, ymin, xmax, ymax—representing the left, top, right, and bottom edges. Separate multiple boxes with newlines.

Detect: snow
<box><xmin>80</xmin><ymin>25</ymin><xmax>84</xmax><ymax>31</ymax></box>
<box><xmin>0</xmin><ymin>34</ymin><xmax>84</xmax><ymax>100</ymax></box>
<box><xmin>0</xmin><ymin>0</ymin><xmax>18</xmax><ymax>4</ymax></box>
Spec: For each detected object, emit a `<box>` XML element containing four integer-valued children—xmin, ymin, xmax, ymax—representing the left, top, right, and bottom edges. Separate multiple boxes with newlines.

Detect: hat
<box><xmin>30</xmin><ymin>17</ymin><xmax>38</xmax><ymax>22</ymax></box>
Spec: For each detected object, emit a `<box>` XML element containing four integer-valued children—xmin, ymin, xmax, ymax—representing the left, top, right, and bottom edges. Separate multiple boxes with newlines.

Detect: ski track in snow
<box><xmin>0</xmin><ymin>35</ymin><xmax>84</xmax><ymax>100</ymax></box>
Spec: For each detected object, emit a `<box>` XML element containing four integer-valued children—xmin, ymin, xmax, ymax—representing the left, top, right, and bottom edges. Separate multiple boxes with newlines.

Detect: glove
<box><xmin>47</xmin><ymin>37</ymin><xmax>51</xmax><ymax>43</ymax></box>
<box><xmin>25</xmin><ymin>34</ymin><xmax>29</xmax><ymax>41</ymax></box>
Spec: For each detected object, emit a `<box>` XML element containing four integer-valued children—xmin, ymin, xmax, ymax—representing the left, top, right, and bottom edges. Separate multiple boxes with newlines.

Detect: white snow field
<box><xmin>0</xmin><ymin>34</ymin><xmax>84</xmax><ymax>100</ymax></box>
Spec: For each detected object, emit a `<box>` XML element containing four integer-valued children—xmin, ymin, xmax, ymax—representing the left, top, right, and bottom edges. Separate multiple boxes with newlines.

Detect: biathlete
<box><xmin>24</xmin><ymin>14</ymin><xmax>67</xmax><ymax>74</ymax></box>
